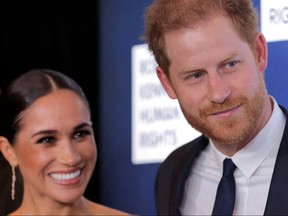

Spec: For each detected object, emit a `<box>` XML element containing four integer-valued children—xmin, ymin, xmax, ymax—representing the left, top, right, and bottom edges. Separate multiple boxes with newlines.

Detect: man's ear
<box><xmin>255</xmin><ymin>33</ymin><xmax>268</xmax><ymax>73</ymax></box>
<box><xmin>0</xmin><ymin>136</ymin><xmax>18</xmax><ymax>167</ymax></box>
<box><xmin>156</xmin><ymin>66</ymin><xmax>177</xmax><ymax>99</ymax></box>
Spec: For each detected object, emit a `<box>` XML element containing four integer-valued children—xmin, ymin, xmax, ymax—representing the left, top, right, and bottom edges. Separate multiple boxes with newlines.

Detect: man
<box><xmin>144</xmin><ymin>0</ymin><xmax>288</xmax><ymax>215</ymax></box>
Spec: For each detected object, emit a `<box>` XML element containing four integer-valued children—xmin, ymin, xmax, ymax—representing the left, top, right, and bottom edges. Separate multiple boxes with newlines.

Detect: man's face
<box><xmin>156</xmin><ymin>14</ymin><xmax>270</xmax><ymax>154</ymax></box>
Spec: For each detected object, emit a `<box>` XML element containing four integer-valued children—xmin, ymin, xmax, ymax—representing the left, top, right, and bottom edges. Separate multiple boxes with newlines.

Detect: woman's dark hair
<box><xmin>0</xmin><ymin>68</ymin><xmax>90</xmax><ymax>144</ymax></box>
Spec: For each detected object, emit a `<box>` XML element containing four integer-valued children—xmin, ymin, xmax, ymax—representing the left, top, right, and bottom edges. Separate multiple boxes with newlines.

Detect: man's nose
<box><xmin>207</xmin><ymin>72</ymin><xmax>231</xmax><ymax>104</ymax></box>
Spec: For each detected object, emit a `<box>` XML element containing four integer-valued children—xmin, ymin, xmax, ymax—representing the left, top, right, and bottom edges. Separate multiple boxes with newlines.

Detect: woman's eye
<box><xmin>73</xmin><ymin>130</ymin><xmax>91</xmax><ymax>139</ymax></box>
<box><xmin>36</xmin><ymin>136</ymin><xmax>55</xmax><ymax>144</ymax></box>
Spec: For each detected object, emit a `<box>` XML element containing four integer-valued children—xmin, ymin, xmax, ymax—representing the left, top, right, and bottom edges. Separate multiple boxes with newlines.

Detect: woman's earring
<box><xmin>11</xmin><ymin>166</ymin><xmax>16</xmax><ymax>200</ymax></box>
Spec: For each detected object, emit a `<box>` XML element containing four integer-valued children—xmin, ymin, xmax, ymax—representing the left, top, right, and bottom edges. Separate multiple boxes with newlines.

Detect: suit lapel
<box><xmin>264</xmin><ymin>106</ymin><xmax>288</xmax><ymax>215</ymax></box>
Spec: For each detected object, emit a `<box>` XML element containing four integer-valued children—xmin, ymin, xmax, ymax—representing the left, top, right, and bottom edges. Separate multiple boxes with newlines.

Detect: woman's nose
<box><xmin>58</xmin><ymin>140</ymin><xmax>82</xmax><ymax>166</ymax></box>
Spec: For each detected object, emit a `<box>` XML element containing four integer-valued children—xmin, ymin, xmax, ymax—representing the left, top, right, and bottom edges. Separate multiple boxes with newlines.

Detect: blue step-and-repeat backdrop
<box><xmin>99</xmin><ymin>0</ymin><xmax>288</xmax><ymax>215</ymax></box>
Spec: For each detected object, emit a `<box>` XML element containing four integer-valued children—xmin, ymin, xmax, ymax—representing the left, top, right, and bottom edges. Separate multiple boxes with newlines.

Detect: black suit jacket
<box><xmin>155</xmin><ymin>106</ymin><xmax>288</xmax><ymax>215</ymax></box>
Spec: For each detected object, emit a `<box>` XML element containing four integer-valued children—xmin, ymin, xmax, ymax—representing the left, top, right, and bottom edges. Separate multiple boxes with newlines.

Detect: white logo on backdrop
<box><xmin>261</xmin><ymin>0</ymin><xmax>288</xmax><ymax>42</ymax></box>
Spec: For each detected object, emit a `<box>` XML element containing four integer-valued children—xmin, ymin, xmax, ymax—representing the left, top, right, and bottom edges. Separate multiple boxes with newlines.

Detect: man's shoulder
<box><xmin>158</xmin><ymin>135</ymin><xmax>208</xmax><ymax>172</ymax></box>
<box><xmin>279</xmin><ymin>104</ymin><xmax>288</xmax><ymax>114</ymax></box>
<box><xmin>168</xmin><ymin>135</ymin><xmax>208</xmax><ymax>159</ymax></box>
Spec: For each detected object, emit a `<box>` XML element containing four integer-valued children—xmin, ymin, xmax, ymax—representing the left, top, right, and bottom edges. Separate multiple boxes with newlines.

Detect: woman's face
<box><xmin>13</xmin><ymin>89</ymin><xmax>96</xmax><ymax>204</ymax></box>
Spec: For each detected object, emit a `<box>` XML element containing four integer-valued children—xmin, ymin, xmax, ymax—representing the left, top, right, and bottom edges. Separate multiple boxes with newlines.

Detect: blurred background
<box><xmin>1</xmin><ymin>0</ymin><xmax>288</xmax><ymax>215</ymax></box>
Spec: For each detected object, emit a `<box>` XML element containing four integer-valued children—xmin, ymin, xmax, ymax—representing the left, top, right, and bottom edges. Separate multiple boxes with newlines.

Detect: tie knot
<box><xmin>223</xmin><ymin>158</ymin><xmax>237</xmax><ymax>177</ymax></box>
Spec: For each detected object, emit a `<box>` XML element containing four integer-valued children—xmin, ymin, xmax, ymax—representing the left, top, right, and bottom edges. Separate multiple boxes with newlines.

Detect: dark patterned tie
<box><xmin>212</xmin><ymin>158</ymin><xmax>237</xmax><ymax>216</ymax></box>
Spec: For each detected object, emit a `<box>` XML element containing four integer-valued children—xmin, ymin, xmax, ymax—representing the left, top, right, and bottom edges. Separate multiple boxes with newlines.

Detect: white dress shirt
<box><xmin>180</xmin><ymin>97</ymin><xmax>286</xmax><ymax>215</ymax></box>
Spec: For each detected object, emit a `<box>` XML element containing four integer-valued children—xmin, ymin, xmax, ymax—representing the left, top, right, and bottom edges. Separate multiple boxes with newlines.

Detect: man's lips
<box><xmin>209</xmin><ymin>105</ymin><xmax>241</xmax><ymax>117</ymax></box>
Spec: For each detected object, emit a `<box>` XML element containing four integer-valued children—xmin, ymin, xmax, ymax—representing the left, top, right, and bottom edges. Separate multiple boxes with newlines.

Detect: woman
<box><xmin>0</xmin><ymin>69</ymin><xmax>129</xmax><ymax>215</ymax></box>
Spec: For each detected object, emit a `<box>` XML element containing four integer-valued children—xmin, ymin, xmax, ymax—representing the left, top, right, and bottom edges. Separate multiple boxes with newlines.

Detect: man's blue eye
<box><xmin>228</xmin><ymin>61</ymin><xmax>237</xmax><ymax>67</ymax></box>
<box><xmin>192</xmin><ymin>72</ymin><xmax>203</xmax><ymax>79</ymax></box>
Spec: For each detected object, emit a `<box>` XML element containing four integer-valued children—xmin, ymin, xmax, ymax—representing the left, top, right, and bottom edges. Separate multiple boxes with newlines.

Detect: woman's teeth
<box><xmin>50</xmin><ymin>170</ymin><xmax>81</xmax><ymax>181</ymax></box>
